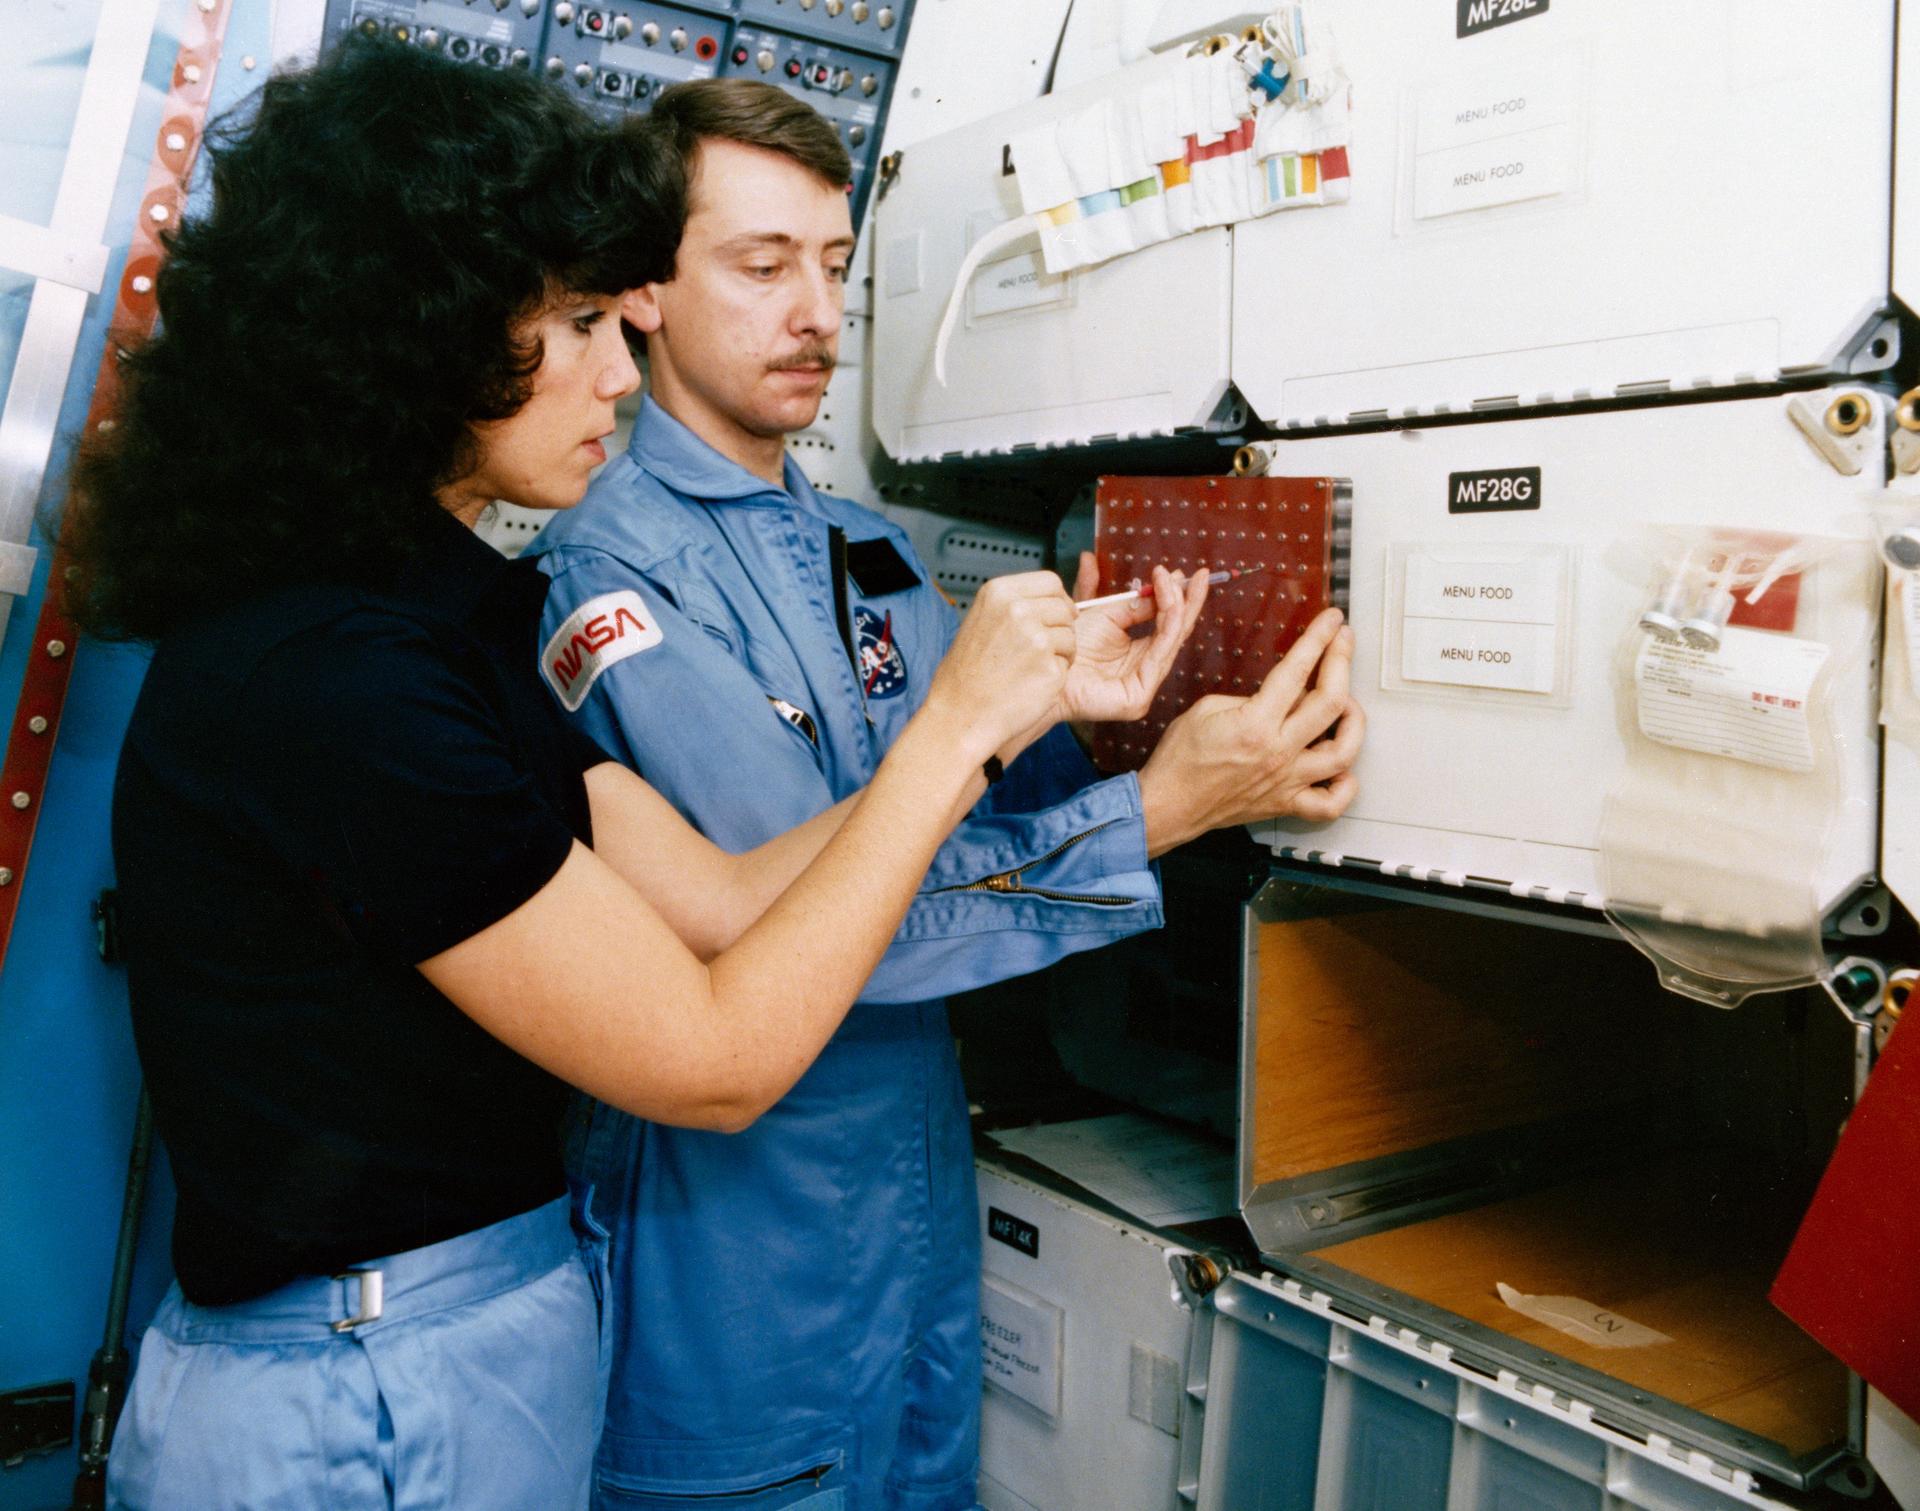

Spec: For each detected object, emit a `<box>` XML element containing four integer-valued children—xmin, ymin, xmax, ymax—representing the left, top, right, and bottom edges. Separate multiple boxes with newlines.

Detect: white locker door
<box><xmin>1247</xmin><ymin>391</ymin><xmax>1882</xmax><ymax>921</ymax></box>
<box><xmin>872</xmin><ymin>46</ymin><xmax>1235</xmax><ymax>463</ymax></box>
<box><xmin>976</xmin><ymin>1161</ymin><xmax>1194</xmax><ymax>1511</ymax></box>
<box><xmin>1232</xmin><ymin>0</ymin><xmax>1895</xmax><ymax>429</ymax></box>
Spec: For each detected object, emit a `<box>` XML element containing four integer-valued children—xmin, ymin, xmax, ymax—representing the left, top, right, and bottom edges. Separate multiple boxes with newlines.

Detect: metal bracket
<box><xmin>1841</xmin><ymin>312</ymin><xmax>1902</xmax><ymax>376</ymax></box>
<box><xmin>1167</xmin><ymin>1249</ymin><xmax>1229</xmax><ymax>1312</ymax></box>
<box><xmin>1</xmin><ymin>1380</ymin><xmax>75</xmax><ymax>1468</ymax></box>
<box><xmin>1827</xmin><ymin>884</ymin><xmax>1893</xmax><ymax>939</ymax></box>
<box><xmin>876</xmin><ymin>149</ymin><xmax>902</xmax><ymax>203</ymax></box>
<box><xmin>1785</xmin><ymin>388</ymin><xmax>1880</xmax><ymax>476</ymax></box>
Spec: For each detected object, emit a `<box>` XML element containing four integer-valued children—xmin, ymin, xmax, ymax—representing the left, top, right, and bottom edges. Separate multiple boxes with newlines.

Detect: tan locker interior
<box><xmin>1247</xmin><ymin>902</ymin><xmax>1854</xmax><ymax>1462</ymax></box>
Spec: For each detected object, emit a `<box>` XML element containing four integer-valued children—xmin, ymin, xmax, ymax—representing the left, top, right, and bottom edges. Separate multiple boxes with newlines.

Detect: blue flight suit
<box><xmin>529</xmin><ymin>398</ymin><xmax>1162</xmax><ymax>1510</ymax></box>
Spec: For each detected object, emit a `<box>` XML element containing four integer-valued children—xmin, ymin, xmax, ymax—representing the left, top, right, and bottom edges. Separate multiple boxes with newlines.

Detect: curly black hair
<box><xmin>60</xmin><ymin>38</ymin><xmax>682</xmax><ymax>641</ymax></box>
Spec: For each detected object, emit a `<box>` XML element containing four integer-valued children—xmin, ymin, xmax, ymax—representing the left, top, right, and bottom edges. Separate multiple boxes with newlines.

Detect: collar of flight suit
<box><xmin>629</xmin><ymin>395</ymin><xmax>823</xmax><ymax>516</ymax></box>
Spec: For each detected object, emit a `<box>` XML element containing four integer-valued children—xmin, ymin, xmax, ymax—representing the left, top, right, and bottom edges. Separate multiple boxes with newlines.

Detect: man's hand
<box><xmin>1136</xmin><ymin>607</ymin><xmax>1365</xmax><ymax>857</ymax></box>
<box><xmin>1062</xmin><ymin>553</ymin><xmax>1210</xmax><ymax>725</ymax></box>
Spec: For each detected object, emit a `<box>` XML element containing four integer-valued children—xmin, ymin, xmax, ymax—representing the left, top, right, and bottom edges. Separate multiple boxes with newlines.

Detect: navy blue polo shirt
<box><xmin>114</xmin><ymin>510</ymin><xmax>609</xmax><ymax>1305</ymax></box>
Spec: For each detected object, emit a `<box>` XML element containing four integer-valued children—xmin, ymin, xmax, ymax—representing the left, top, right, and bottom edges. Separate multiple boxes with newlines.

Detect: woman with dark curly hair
<box><xmin>61</xmin><ymin>38</ymin><xmax>1077</xmax><ymax>1511</ymax></box>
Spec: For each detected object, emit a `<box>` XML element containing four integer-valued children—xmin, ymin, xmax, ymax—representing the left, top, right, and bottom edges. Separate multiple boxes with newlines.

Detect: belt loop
<box><xmin>331</xmin><ymin>1268</ymin><xmax>384</xmax><ymax>1333</ymax></box>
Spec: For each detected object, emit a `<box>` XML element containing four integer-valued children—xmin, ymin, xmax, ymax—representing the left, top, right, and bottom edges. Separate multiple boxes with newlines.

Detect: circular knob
<box><xmin>860</xmin><ymin>72</ymin><xmax>877</xmax><ymax>95</ymax></box>
<box><xmin>611</xmin><ymin>14</ymin><xmax>631</xmax><ymax>37</ymax></box>
<box><xmin>799</xmin><ymin>0</ymin><xmax>815</xmax><ymax>9</ymax></box>
<box><xmin>669</xmin><ymin>26</ymin><xmax>687</xmax><ymax>49</ymax></box>
<box><xmin>553</xmin><ymin>0</ymin><xmax>573</xmax><ymax>22</ymax></box>
<box><xmin>1885</xmin><ymin>526</ymin><xmax>1920</xmax><ymax>571</ymax></box>
<box><xmin>573</xmin><ymin>61</ymin><xmax>593</xmax><ymax>84</ymax></box>
<box><xmin>510</xmin><ymin>46</ymin><xmax>530</xmax><ymax>66</ymax></box>
<box><xmin>419</xmin><ymin>26</ymin><xmax>440</xmax><ymax>46</ymax></box>
<box><xmin>852</xmin><ymin>1</ymin><xmax>868</xmax><ymax>18</ymax></box>
<box><xmin>877</xmin><ymin>6</ymin><xmax>893</xmax><ymax>26</ymax></box>
<box><xmin>848</xmin><ymin>124</ymin><xmax>866</xmax><ymax>146</ymax></box>
<box><xmin>545</xmin><ymin>54</ymin><xmax>565</xmax><ymax>76</ymax></box>
<box><xmin>757</xmin><ymin>48</ymin><xmax>774</xmax><ymax>71</ymax></box>
<box><xmin>640</xmin><ymin>19</ymin><xmax>658</xmax><ymax>42</ymax></box>
<box><xmin>521</xmin><ymin>0</ymin><xmax>540</xmax><ymax>15</ymax></box>
<box><xmin>825</xmin><ymin>0</ymin><xmax>843</xmax><ymax>15</ymax></box>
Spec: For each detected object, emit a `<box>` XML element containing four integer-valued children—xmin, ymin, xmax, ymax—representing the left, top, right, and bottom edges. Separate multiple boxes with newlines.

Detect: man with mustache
<box><xmin>529</xmin><ymin>80</ymin><xmax>1362</xmax><ymax>1511</ymax></box>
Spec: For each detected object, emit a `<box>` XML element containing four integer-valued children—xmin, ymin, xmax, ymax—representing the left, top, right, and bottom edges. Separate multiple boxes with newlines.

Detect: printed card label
<box><xmin>1497</xmin><ymin>1283</ymin><xmax>1672</xmax><ymax>1350</ymax></box>
<box><xmin>1414</xmin><ymin>122</ymin><xmax>1569</xmax><ymax>219</ymax></box>
<box><xmin>1635</xmin><ymin>628</ymin><xmax>1829</xmax><ymax>773</ymax></box>
<box><xmin>1457</xmin><ymin>0</ymin><xmax>1550</xmax><ymax>38</ymax></box>
<box><xmin>981</xmin><ymin>1275</ymin><xmax>1062</xmax><ymax>1419</ymax></box>
<box><xmin>541</xmin><ymin>591</ymin><xmax>663</xmax><ymax>712</ymax></box>
<box><xmin>971</xmin><ymin>250</ymin><xmax>1072</xmax><ymax>320</ymax></box>
<box><xmin>1402</xmin><ymin>617</ymin><xmax>1558</xmax><ymax>693</ymax></box>
<box><xmin>1416</xmin><ymin>57</ymin><xmax>1572</xmax><ymax>155</ymax></box>
<box><xmin>1404</xmin><ymin>549</ymin><xmax>1559</xmax><ymax>625</ymax></box>
<box><xmin>987</xmin><ymin>1207</ymin><xmax>1040</xmax><ymax>1259</ymax></box>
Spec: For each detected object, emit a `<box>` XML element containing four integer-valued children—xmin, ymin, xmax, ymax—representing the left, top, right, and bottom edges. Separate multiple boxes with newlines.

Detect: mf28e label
<box><xmin>1448</xmin><ymin>467</ymin><xmax>1541</xmax><ymax>514</ymax></box>
<box><xmin>1457</xmin><ymin>0</ymin><xmax>1548</xmax><ymax>38</ymax></box>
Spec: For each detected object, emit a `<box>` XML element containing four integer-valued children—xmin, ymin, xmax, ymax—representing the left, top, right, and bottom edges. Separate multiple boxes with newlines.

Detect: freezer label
<box><xmin>1449</xmin><ymin>467</ymin><xmax>1541</xmax><ymax>514</ymax></box>
<box><xmin>1458</xmin><ymin>0</ymin><xmax>1549</xmax><ymax>38</ymax></box>
<box><xmin>981</xmin><ymin>1276</ymin><xmax>1062</xmax><ymax>1419</ymax></box>
<box><xmin>987</xmin><ymin>1207</ymin><xmax>1039</xmax><ymax>1258</ymax></box>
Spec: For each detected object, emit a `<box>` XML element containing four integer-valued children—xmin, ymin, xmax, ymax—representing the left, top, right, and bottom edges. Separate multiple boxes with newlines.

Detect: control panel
<box><xmin>719</xmin><ymin>25</ymin><xmax>893</xmax><ymax>212</ymax></box>
<box><xmin>541</xmin><ymin>1</ymin><xmax>728</xmax><ymax>111</ymax></box>
<box><xmin>320</xmin><ymin>0</ymin><xmax>912</xmax><ymax>228</ymax></box>
<box><xmin>325</xmin><ymin>0</ymin><xmax>549</xmax><ymax>72</ymax></box>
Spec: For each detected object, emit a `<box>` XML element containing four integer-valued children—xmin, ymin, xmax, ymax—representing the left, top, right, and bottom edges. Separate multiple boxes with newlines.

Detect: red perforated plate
<box><xmin>1090</xmin><ymin>475</ymin><xmax>1344</xmax><ymax>773</ymax></box>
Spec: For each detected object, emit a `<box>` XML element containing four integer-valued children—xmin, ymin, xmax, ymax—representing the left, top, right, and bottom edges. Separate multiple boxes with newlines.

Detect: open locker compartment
<box><xmin>1231</xmin><ymin>0</ymin><xmax>1897</xmax><ymax>430</ymax></box>
<box><xmin>1232</xmin><ymin>880</ymin><xmax>1870</xmax><ymax>1498</ymax></box>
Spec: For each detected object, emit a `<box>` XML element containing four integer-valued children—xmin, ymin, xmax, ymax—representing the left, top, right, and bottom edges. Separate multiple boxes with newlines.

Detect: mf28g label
<box><xmin>1457</xmin><ymin>0</ymin><xmax>1548</xmax><ymax>38</ymax></box>
<box><xmin>1448</xmin><ymin>467</ymin><xmax>1541</xmax><ymax>514</ymax></box>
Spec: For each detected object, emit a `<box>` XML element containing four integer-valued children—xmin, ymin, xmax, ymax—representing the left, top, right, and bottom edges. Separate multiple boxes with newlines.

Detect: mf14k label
<box><xmin>987</xmin><ymin>1207</ymin><xmax>1039</xmax><ymax>1258</ymax></box>
<box><xmin>1458</xmin><ymin>0</ymin><xmax>1548</xmax><ymax>38</ymax></box>
<box><xmin>1449</xmin><ymin>467</ymin><xmax>1541</xmax><ymax>513</ymax></box>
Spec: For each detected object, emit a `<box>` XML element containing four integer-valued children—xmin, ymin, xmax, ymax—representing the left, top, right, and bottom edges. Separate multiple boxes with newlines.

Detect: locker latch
<box><xmin>1</xmin><ymin>1380</ymin><xmax>75</xmax><ymax>1468</ymax></box>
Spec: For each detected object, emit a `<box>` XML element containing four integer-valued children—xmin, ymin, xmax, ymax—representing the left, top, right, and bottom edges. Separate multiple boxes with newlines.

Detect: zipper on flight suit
<box><xmin>826</xmin><ymin>525</ymin><xmax>877</xmax><ymax>728</ymax></box>
<box><xmin>928</xmin><ymin>821</ymin><xmax>1137</xmax><ymax>906</ymax></box>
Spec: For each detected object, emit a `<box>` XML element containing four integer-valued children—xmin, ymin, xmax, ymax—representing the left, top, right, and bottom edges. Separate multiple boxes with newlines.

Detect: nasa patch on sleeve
<box><xmin>541</xmin><ymin>590</ymin><xmax>663</xmax><ymax>711</ymax></box>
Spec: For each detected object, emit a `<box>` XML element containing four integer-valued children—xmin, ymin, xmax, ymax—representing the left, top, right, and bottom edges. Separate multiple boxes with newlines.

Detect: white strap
<box><xmin>933</xmin><ymin>215</ymin><xmax>1043</xmax><ymax>387</ymax></box>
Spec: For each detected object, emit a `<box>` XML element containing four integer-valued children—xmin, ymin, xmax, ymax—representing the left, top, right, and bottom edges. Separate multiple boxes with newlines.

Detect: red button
<box><xmin>731</xmin><ymin>45</ymin><xmax>748</xmax><ymax>63</ymax></box>
<box><xmin>785</xmin><ymin>58</ymin><xmax>801</xmax><ymax>77</ymax></box>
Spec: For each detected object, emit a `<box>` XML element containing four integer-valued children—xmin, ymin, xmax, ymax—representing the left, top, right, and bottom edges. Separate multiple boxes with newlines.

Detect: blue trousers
<box><xmin>107</xmin><ymin>1194</ymin><xmax>609</xmax><ymax>1511</ymax></box>
<box><xmin>578</xmin><ymin>1002</ymin><xmax>982</xmax><ymax>1511</ymax></box>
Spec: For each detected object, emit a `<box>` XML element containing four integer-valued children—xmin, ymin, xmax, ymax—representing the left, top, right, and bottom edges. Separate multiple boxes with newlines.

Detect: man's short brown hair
<box><xmin>646</xmin><ymin>78</ymin><xmax>853</xmax><ymax>207</ymax></box>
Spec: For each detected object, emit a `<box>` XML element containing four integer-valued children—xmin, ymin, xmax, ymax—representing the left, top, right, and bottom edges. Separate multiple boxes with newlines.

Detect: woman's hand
<box><xmin>923</xmin><ymin>572</ymin><xmax>1077</xmax><ymax>766</ymax></box>
<box><xmin>1062</xmin><ymin>553</ymin><xmax>1210</xmax><ymax>725</ymax></box>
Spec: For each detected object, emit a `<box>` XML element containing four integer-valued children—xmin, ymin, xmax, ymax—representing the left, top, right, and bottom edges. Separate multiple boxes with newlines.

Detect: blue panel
<box><xmin>0</xmin><ymin>2</ymin><xmax>270</xmax><ymax>1504</ymax></box>
<box><xmin>1331</xmin><ymin>1376</ymin><xmax>1452</xmax><ymax>1511</ymax></box>
<box><xmin>1212</xmin><ymin>1323</ymin><xmax>1329</xmax><ymax>1511</ymax></box>
<box><xmin>1466</xmin><ymin>1436</ymin><xmax>1603</xmax><ymax>1511</ymax></box>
